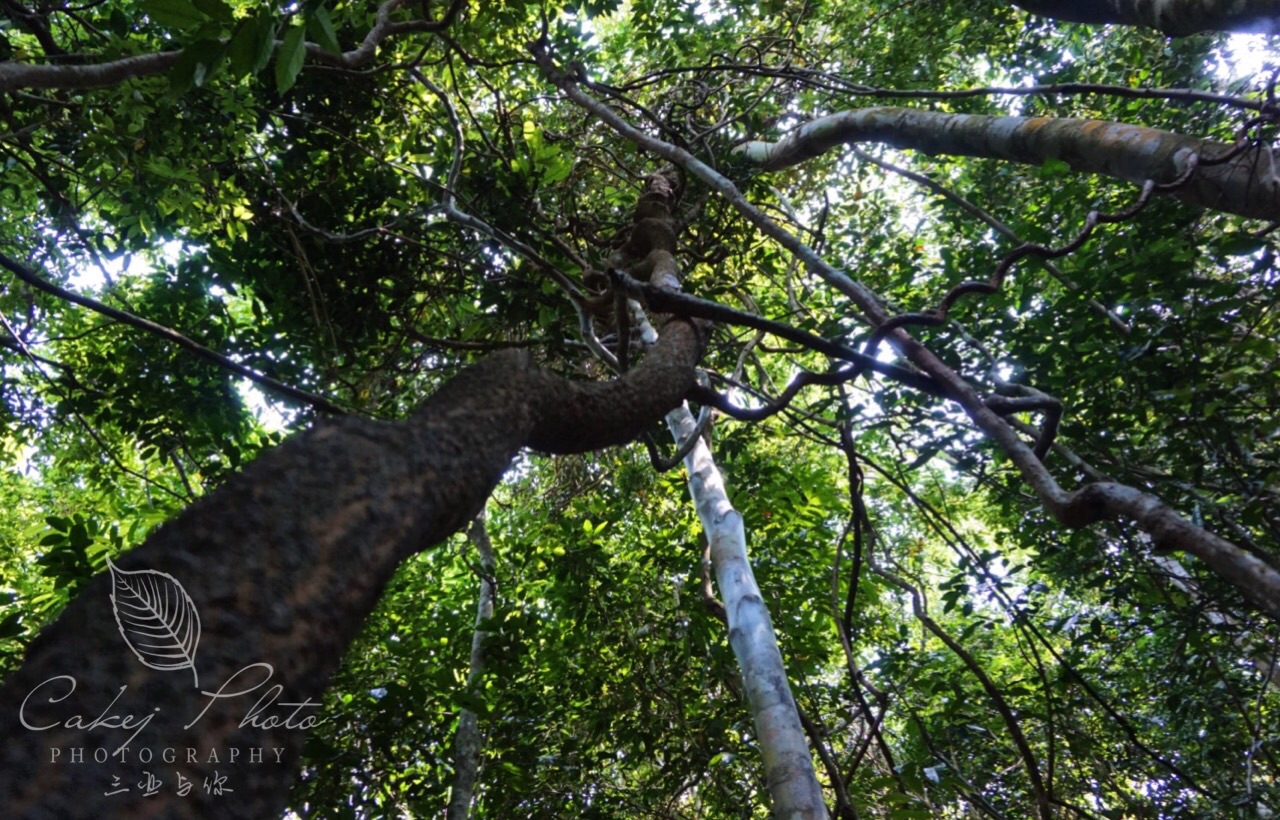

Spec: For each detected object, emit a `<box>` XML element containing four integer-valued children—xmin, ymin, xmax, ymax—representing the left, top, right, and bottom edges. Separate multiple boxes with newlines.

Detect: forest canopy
<box><xmin>0</xmin><ymin>0</ymin><xmax>1277</xmax><ymax>818</ymax></box>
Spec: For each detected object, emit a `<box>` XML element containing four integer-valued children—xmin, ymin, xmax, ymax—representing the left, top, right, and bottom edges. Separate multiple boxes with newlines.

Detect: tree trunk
<box><xmin>1013</xmin><ymin>0</ymin><xmax>1280</xmax><ymax>35</ymax></box>
<box><xmin>667</xmin><ymin>404</ymin><xmax>830</xmax><ymax>820</ymax></box>
<box><xmin>735</xmin><ymin>107</ymin><xmax>1279</xmax><ymax>222</ymax></box>
<box><xmin>0</xmin><ymin>175</ymin><xmax>706</xmax><ymax>818</ymax></box>
<box><xmin>446</xmin><ymin>514</ymin><xmax>497</xmax><ymax>820</ymax></box>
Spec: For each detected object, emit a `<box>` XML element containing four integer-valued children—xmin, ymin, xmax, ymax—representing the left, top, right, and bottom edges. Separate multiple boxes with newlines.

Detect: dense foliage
<box><xmin>0</xmin><ymin>0</ymin><xmax>1276</xmax><ymax>816</ymax></box>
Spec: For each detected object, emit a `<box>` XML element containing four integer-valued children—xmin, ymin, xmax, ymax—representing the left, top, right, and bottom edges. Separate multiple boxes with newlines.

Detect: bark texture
<box><xmin>0</xmin><ymin>177</ymin><xmax>704</xmax><ymax>818</ymax></box>
<box><xmin>1014</xmin><ymin>0</ymin><xmax>1280</xmax><ymax>35</ymax></box>
<box><xmin>620</xmin><ymin>173</ymin><xmax>829</xmax><ymax>816</ymax></box>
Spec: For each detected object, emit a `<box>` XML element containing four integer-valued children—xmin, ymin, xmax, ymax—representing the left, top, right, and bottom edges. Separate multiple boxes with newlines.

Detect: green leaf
<box><xmin>306</xmin><ymin>5</ymin><xmax>342</xmax><ymax>56</ymax></box>
<box><xmin>1037</xmin><ymin>157</ymin><xmax>1072</xmax><ymax>178</ymax></box>
<box><xmin>142</xmin><ymin>0</ymin><xmax>207</xmax><ymax>30</ymax></box>
<box><xmin>168</xmin><ymin>39</ymin><xmax>225</xmax><ymax>93</ymax></box>
<box><xmin>107</xmin><ymin>9</ymin><xmax>133</xmax><ymax>36</ymax></box>
<box><xmin>143</xmin><ymin>158</ymin><xmax>201</xmax><ymax>183</ymax></box>
<box><xmin>191</xmin><ymin>0</ymin><xmax>234</xmax><ymax>23</ymax></box>
<box><xmin>68</xmin><ymin>522</ymin><xmax>91</xmax><ymax>550</ymax></box>
<box><xmin>228</xmin><ymin>13</ymin><xmax>278</xmax><ymax>79</ymax></box>
<box><xmin>275</xmin><ymin>23</ymin><xmax>307</xmax><ymax>94</ymax></box>
<box><xmin>542</xmin><ymin>157</ymin><xmax>572</xmax><ymax>184</ymax></box>
<box><xmin>1218</xmin><ymin>233</ymin><xmax>1267</xmax><ymax>257</ymax></box>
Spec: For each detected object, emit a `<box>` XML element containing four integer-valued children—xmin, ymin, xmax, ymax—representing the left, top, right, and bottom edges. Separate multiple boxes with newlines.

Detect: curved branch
<box><xmin>862</xmin><ymin>170</ymin><xmax>1188</xmax><ymax>355</ymax></box>
<box><xmin>736</xmin><ymin>107</ymin><xmax>1279</xmax><ymax>221</ymax></box>
<box><xmin>848</xmin><ymin>146</ymin><xmax>1131</xmax><ymax>336</ymax></box>
<box><xmin>643</xmin><ymin>401</ymin><xmax>711</xmax><ymax>472</ymax></box>
<box><xmin>688</xmin><ymin>365</ymin><xmax>870</xmax><ymax>422</ymax></box>
<box><xmin>0</xmin><ymin>50</ymin><xmax>181</xmax><ymax>92</ymax></box>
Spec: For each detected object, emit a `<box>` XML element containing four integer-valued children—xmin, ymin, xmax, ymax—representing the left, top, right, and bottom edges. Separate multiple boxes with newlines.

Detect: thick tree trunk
<box><xmin>0</xmin><ymin>175</ymin><xmax>706</xmax><ymax>818</ymax></box>
<box><xmin>736</xmin><ymin>107</ymin><xmax>1280</xmax><ymax>222</ymax></box>
<box><xmin>1012</xmin><ymin>0</ymin><xmax>1280</xmax><ymax>35</ymax></box>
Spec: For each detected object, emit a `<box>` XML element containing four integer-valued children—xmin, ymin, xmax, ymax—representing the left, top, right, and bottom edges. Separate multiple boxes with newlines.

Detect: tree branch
<box><xmin>0</xmin><ymin>250</ymin><xmax>349</xmax><ymax>415</ymax></box>
<box><xmin>609</xmin><ymin>268</ymin><xmax>945</xmax><ymax>396</ymax></box>
<box><xmin>735</xmin><ymin>107</ymin><xmax>1279</xmax><ymax>222</ymax></box>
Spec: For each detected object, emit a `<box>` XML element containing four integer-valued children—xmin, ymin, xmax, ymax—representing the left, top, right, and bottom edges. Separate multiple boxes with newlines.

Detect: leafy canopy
<box><xmin>0</xmin><ymin>0</ymin><xmax>1276</xmax><ymax>817</ymax></box>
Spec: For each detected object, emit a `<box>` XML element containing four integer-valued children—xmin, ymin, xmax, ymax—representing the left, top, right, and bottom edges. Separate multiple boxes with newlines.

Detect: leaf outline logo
<box><xmin>105</xmin><ymin>556</ymin><xmax>202</xmax><ymax>687</ymax></box>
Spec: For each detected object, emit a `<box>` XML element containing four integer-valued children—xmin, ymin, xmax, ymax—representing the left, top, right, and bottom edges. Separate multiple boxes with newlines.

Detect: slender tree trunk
<box><xmin>0</xmin><ymin>176</ymin><xmax>706</xmax><ymax>818</ymax></box>
<box><xmin>446</xmin><ymin>513</ymin><xmax>498</xmax><ymax>820</ymax></box>
<box><xmin>618</xmin><ymin>168</ymin><xmax>827</xmax><ymax>816</ymax></box>
<box><xmin>735</xmin><ymin>107</ymin><xmax>1280</xmax><ymax>222</ymax></box>
<box><xmin>1012</xmin><ymin>0</ymin><xmax>1280</xmax><ymax>35</ymax></box>
<box><xmin>666</xmin><ymin>404</ymin><xmax>830</xmax><ymax>820</ymax></box>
